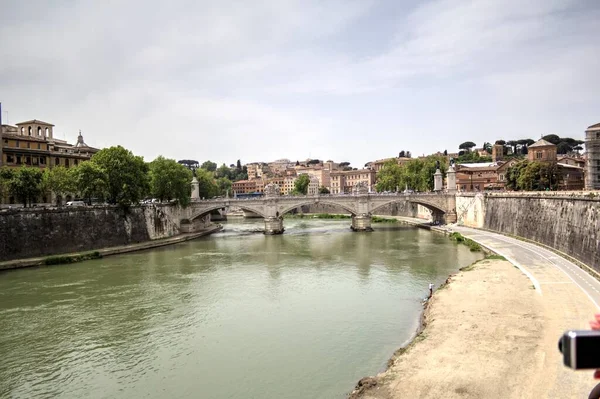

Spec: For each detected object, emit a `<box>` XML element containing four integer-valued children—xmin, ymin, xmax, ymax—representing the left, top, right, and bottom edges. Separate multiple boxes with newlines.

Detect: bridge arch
<box><xmin>369</xmin><ymin>198</ymin><xmax>447</xmax><ymax>216</ymax></box>
<box><xmin>190</xmin><ymin>203</ymin><xmax>267</xmax><ymax>220</ymax></box>
<box><xmin>278</xmin><ymin>199</ymin><xmax>357</xmax><ymax>217</ymax></box>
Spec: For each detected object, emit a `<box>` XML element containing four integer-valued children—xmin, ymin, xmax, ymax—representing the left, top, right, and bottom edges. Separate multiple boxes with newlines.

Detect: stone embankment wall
<box><xmin>457</xmin><ymin>192</ymin><xmax>600</xmax><ymax>270</ymax></box>
<box><xmin>0</xmin><ymin>204</ymin><xmax>206</xmax><ymax>262</ymax></box>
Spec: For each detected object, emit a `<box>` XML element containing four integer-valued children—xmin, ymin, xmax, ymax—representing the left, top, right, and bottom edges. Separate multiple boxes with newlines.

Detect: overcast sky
<box><xmin>1</xmin><ymin>0</ymin><xmax>599</xmax><ymax>167</ymax></box>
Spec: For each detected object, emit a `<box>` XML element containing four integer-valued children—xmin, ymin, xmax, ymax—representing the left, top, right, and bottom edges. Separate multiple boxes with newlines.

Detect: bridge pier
<box><xmin>264</xmin><ymin>217</ymin><xmax>284</xmax><ymax>235</ymax></box>
<box><xmin>351</xmin><ymin>214</ymin><xmax>373</xmax><ymax>232</ymax></box>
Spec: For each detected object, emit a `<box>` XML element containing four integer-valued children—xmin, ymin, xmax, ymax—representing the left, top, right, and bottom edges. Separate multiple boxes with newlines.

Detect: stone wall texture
<box><xmin>457</xmin><ymin>193</ymin><xmax>600</xmax><ymax>270</ymax></box>
<box><xmin>0</xmin><ymin>204</ymin><xmax>188</xmax><ymax>262</ymax></box>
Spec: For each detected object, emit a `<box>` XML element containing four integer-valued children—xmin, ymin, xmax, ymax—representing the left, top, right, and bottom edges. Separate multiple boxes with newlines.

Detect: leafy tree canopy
<box><xmin>293</xmin><ymin>174</ymin><xmax>310</xmax><ymax>195</ymax></box>
<box><xmin>91</xmin><ymin>146</ymin><xmax>150</xmax><ymax>206</ymax></box>
<box><xmin>74</xmin><ymin>161</ymin><xmax>108</xmax><ymax>204</ymax></box>
<box><xmin>9</xmin><ymin>167</ymin><xmax>44</xmax><ymax>207</ymax></box>
<box><xmin>149</xmin><ymin>156</ymin><xmax>193</xmax><ymax>206</ymax></box>
<box><xmin>458</xmin><ymin>141</ymin><xmax>477</xmax><ymax>151</ymax></box>
<box><xmin>43</xmin><ymin>166</ymin><xmax>76</xmax><ymax>205</ymax></box>
<box><xmin>319</xmin><ymin>186</ymin><xmax>330</xmax><ymax>194</ymax></box>
<box><xmin>201</xmin><ymin>160</ymin><xmax>217</xmax><ymax>172</ymax></box>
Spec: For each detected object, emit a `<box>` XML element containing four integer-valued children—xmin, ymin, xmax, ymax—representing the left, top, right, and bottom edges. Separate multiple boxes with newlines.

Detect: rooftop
<box><xmin>15</xmin><ymin>119</ymin><xmax>54</xmax><ymax>126</ymax></box>
<box><xmin>529</xmin><ymin>138</ymin><xmax>556</xmax><ymax>148</ymax></box>
<box><xmin>587</xmin><ymin>122</ymin><xmax>600</xmax><ymax>130</ymax></box>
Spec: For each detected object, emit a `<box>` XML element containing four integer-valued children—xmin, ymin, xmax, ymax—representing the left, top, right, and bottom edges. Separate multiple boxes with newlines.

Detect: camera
<box><xmin>558</xmin><ymin>330</ymin><xmax>600</xmax><ymax>369</ymax></box>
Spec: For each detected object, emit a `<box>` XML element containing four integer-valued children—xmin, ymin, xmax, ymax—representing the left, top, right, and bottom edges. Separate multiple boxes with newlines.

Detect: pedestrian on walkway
<box><xmin>429</xmin><ymin>283</ymin><xmax>434</xmax><ymax>298</ymax></box>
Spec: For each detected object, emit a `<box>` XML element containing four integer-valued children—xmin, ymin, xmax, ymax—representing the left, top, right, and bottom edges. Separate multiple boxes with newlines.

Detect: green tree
<box><xmin>196</xmin><ymin>168</ymin><xmax>218</xmax><ymax>199</ymax></box>
<box><xmin>318</xmin><ymin>186</ymin><xmax>330</xmax><ymax>194</ymax></box>
<box><xmin>216</xmin><ymin>177</ymin><xmax>232</xmax><ymax>196</ymax></box>
<box><xmin>483</xmin><ymin>142</ymin><xmax>492</xmax><ymax>154</ymax></box>
<box><xmin>9</xmin><ymin>167</ymin><xmax>44</xmax><ymax>207</ymax></box>
<box><xmin>74</xmin><ymin>161</ymin><xmax>109</xmax><ymax>204</ymax></box>
<box><xmin>375</xmin><ymin>159</ymin><xmax>402</xmax><ymax>192</ymax></box>
<box><xmin>91</xmin><ymin>146</ymin><xmax>150</xmax><ymax>206</ymax></box>
<box><xmin>542</xmin><ymin>134</ymin><xmax>561</xmax><ymax>145</ymax></box>
<box><xmin>293</xmin><ymin>174</ymin><xmax>310</xmax><ymax>195</ymax></box>
<box><xmin>458</xmin><ymin>141</ymin><xmax>476</xmax><ymax>151</ymax></box>
<box><xmin>149</xmin><ymin>156</ymin><xmax>193</xmax><ymax>206</ymax></box>
<box><xmin>236</xmin><ymin>159</ymin><xmax>242</xmax><ymax>171</ymax></box>
<box><xmin>43</xmin><ymin>166</ymin><xmax>76</xmax><ymax>205</ymax></box>
<box><xmin>201</xmin><ymin>160</ymin><xmax>217</xmax><ymax>172</ymax></box>
<box><xmin>215</xmin><ymin>163</ymin><xmax>232</xmax><ymax>179</ymax></box>
<box><xmin>505</xmin><ymin>160</ymin><xmax>528</xmax><ymax>190</ymax></box>
<box><xmin>0</xmin><ymin>167</ymin><xmax>15</xmax><ymax>202</ymax></box>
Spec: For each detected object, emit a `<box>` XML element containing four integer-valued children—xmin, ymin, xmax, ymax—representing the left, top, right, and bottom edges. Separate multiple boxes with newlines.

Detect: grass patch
<box><xmin>485</xmin><ymin>254</ymin><xmax>507</xmax><ymax>261</ymax></box>
<box><xmin>44</xmin><ymin>251</ymin><xmax>102</xmax><ymax>265</ymax></box>
<box><xmin>449</xmin><ymin>232</ymin><xmax>481</xmax><ymax>252</ymax></box>
<box><xmin>372</xmin><ymin>216</ymin><xmax>398</xmax><ymax>223</ymax></box>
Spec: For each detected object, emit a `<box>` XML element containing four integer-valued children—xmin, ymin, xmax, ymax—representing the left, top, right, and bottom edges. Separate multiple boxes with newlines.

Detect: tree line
<box><xmin>0</xmin><ymin>146</ymin><xmax>237</xmax><ymax>208</ymax></box>
<box><xmin>375</xmin><ymin>155</ymin><xmax>447</xmax><ymax>192</ymax></box>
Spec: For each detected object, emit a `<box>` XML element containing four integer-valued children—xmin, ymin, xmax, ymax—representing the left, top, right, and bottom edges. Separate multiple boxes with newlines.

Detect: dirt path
<box><xmin>350</xmin><ymin>257</ymin><xmax>597</xmax><ymax>398</ymax></box>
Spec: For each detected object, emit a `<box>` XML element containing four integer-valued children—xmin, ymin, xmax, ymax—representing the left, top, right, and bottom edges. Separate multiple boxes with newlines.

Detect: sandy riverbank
<box><xmin>349</xmin><ymin>256</ymin><xmax>593</xmax><ymax>398</ymax></box>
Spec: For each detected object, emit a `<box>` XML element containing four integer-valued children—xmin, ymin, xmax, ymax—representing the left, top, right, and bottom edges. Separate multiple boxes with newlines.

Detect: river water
<box><xmin>0</xmin><ymin>218</ymin><xmax>482</xmax><ymax>399</ymax></box>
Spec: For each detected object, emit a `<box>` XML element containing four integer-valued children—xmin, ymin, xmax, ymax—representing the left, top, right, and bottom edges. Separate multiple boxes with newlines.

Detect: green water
<box><xmin>0</xmin><ymin>219</ymin><xmax>482</xmax><ymax>399</ymax></box>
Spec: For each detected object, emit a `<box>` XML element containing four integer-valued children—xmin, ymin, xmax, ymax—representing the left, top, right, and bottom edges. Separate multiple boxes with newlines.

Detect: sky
<box><xmin>1</xmin><ymin>0</ymin><xmax>599</xmax><ymax>168</ymax></box>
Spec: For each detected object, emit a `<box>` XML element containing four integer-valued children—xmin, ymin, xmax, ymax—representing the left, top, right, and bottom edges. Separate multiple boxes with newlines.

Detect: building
<box><xmin>295</xmin><ymin>166</ymin><xmax>331</xmax><ymax>190</ymax></box>
<box><xmin>2</xmin><ymin>120</ymin><xmax>98</xmax><ymax>170</ymax></box>
<box><xmin>455</xmin><ymin>161</ymin><xmax>516</xmax><ymax>191</ymax></box>
<box><xmin>330</xmin><ymin>169</ymin><xmax>376</xmax><ymax>194</ymax></box>
<box><xmin>528</xmin><ymin>139</ymin><xmax>557</xmax><ymax>162</ymax></box>
<box><xmin>585</xmin><ymin>122</ymin><xmax>600</xmax><ymax>190</ymax></box>
<box><xmin>307</xmin><ymin>176</ymin><xmax>319</xmax><ymax>195</ymax></box>
<box><xmin>282</xmin><ymin>176</ymin><xmax>296</xmax><ymax>195</ymax></box>
<box><xmin>232</xmin><ymin>180</ymin><xmax>257</xmax><ymax>196</ymax></box>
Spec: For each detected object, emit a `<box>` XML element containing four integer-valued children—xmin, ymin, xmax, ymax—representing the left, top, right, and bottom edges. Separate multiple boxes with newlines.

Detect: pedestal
<box><xmin>351</xmin><ymin>214</ymin><xmax>373</xmax><ymax>232</ymax></box>
<box><xmin>191</xmin><ymin>177</ymin><xmax>200</xmax><ymax>200</ymax></box>
<box><xmin>434</xmin><ymin>169</ymin><xmax>443</xmax><ymax>192</ymax></box>
<box><xmin>446</xmin><ymin>166</ymin><xmax>456</xmax><ymax>193</ymax></box>
<box><xmin>264</xmin><ymin>217</ymin><xmax>284</xmax><ymax>235</ymax></box>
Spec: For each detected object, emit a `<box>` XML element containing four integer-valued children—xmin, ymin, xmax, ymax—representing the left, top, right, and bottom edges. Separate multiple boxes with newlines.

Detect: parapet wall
<box><xmin>0</xmin><ymin>204</ymin><xmax>194</xmax><ymax>262</ymax></box>
<box><xmin>457</xmin><ymin>192</ymin><xmax>600</xmax><ymax>270</ymax></box>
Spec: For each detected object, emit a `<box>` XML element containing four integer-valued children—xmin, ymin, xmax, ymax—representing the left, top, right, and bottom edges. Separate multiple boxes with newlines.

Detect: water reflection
<box><xmin>0</xmin><ymin>218</ymin><xmax>482</xmax><ymax>399</ymax></box>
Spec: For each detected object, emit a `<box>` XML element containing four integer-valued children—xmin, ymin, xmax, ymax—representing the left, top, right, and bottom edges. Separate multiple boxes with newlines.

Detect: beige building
<box><xmin>295</xmin><ymin>166</ymin><xmax>331</xmax><ymax>190</ymax></box>
<box><xmin>307</xmin><ymin>176</ymin><xmax>319</xmax><ymax>195</ymax></box>
<box><xmin>330</xmin><ymin>169</ymin><xmax>376</xmax><ymax>194</ymax></box>
<box><xmin>528</xmin><ymin>139</ymin><xmax>557</xmax><ymax>162</ymax></box>
<box><xmin>282</xmin><ymin>176</ymin><xmax>296</xmax><ymax>195</ymax></box>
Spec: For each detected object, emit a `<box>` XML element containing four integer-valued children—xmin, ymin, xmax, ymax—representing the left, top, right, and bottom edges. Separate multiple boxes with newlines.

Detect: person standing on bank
<box><xmin>429</xmin><ymin>283</ymin><xmax>434</xmax><ymax>298</ymax></box>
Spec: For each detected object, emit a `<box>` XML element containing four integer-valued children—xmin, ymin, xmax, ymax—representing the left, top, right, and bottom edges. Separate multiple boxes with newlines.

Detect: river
<box><xmin>0</xmin><ymin>218</ymin><xmax>482</xmax><ymax>399</ymax></box>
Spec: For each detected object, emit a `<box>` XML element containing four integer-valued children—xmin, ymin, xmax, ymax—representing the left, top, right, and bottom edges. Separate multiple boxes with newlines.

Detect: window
<box><xmin>55</xmin><ymin>157</ymin><xmax>60</xmax><ymax>166</ymax></box>
<box><xmin>40</xmin><ymin>157</ymin><xmax>46</xmax><ymax>165</ymax></box>
<box><xmin>536</xmin><ymin>151</ymin><xmax>543</xmax><ymax>159</ymax></box>
<box><xmin>20</xmin><ymin>127</ymin><xmax>24</xmax><ymax>135</ymax></box>
<box><xmin>37</xmin><ymin>127</ymin><xmax>41</xmax><ymax>136</ymax></box>
<box><xmin>499</xmin><ymin>174</ymin><xmax>505</xmax><ymax>181</ymax></box>
<box><xmin>27</xmin><ymin>142</ymin><xmax>30</xmax><ymax>149</ymax></box>
<box><xmin>7</xmin><ymin>155</ymin><xmax>14</xmax><ymax>163</ymax></box>
<box><xmin>37</xmin><ymin>143</ymin><xmax>41</xmax><ymax>149</ymax></box>
<box><xmin>15</xmin><ymin>140</ymin><xmax>19</xmax><ymax>147</ymax></box>
<box><xmin>25</xmin><ymin>156</ymin><xmax>31</xmax><ymax>165</ymax></box>
<box><xmin>74</xmin><ymin>159</ymin><xmax>78</xmax><ymax>166</ymax></box>
<box><xmin>3</xmin><ymin>139</ymin><xmax>7</xmax><ymax>144</ymax></box>
<box><xmin>28</xmin><ymin>126</ymin><xmax>32</xmax><ymax>136</ymax></box>
<box><xmin>16</xmin><ymin>156</ymin><xmax>21</xmax><ymax>164</ymax></box>
<box><xmin>45</xmin><ymin>127</ymin><xmax>49</xmax><ymax>137</ymax></box>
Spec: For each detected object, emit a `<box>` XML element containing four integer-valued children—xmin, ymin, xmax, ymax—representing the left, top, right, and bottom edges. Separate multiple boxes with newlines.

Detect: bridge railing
<box><xmin>191</xmin><ymin>191</ymin><xmax>453</xmax><ymax>203</ymax></box>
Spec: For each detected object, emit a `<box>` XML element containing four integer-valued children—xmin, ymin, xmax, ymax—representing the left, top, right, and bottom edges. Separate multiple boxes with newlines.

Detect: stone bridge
<box><xmin>186</xmin><ymin>190</ymin><xmax>456</xmax><ymax>234</ymax></box>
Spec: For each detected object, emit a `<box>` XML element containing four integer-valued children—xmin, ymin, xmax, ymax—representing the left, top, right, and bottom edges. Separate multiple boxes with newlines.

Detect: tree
<box><xmin>43</xmin><ymin>166</ymin><xmax>76</xmax><ymax>205</ymax></box>
<box><xmin>216</xmin><ymin>177</ymin><xmax>232</xmax><ymax>196</ymax></box>
<box><xmin>0</xmin><ymin>167</ymin><xmax>15</xmax><ymax>202</ymax></box>
<box><xmin>557</xmin><ymin>142</ymin><xmax>572</xmax><ymax>155</ymax></box>
<box><xmin>9</xmin><ymin>167</ymin><xmax>43</xmax><ymax>207</ymax></box>
<box><xmin>295</xmin><ymin>160</ymin><xmax>300</xmax><ymax>166</ymax></box>
<box><xmin>483</xmin><ymin>142</ymin><xmax>492</xmax><ymax>154</ymax></box>
<box><xmin>399</xmin><ymin>151</ymin><xmax>406</xmax><ymax>158</ymax></box>
<box><xmin>293</xmin><ymin>174</ymin><xmax>310</xmax><ymax>195</ymax></box>
<box><xmin>149</xmin><ymin>156</ymin><xmax>193</xmax><ymax>206</ymax></box>
<box><xmin>339</xmin><ymin>162</ymin><xmax>350</xmax><ymax>168</ymax></box>
<box><xmin>443</xmin><ymin>149</ymin><xmax>448</xmax><ymax>156</ymax></box>
<box><xmin>506</xmin><ymin>140</ymin><xmax>518</xmax><ymax>155</ymax></box>
<box><xmin>542</xmin><ymin>134</ymin><xmax>561</xmax><ymax>145</ymax></box>
<box><xmin>505</xmin><ymin>160</ymin><xmax>528</xmax><ymax>190</ymax></box>
<box><xmin>195</xmin><ymin>168</ymin><xmax>219</xmax><ymax>199</ymax></box>
<box><xmin>177</xmin><ymin>160</ymin><xmax>199</xmax><ymax>171</ymax></box>
<box><xmin>458</xmin><ymin>141</ymin><xmax>476</xmax><ymax>151</ymax></box>
<box><xmin>236</xmin><ymin>159</ymin><xmax>242</xmax><ymax>171</ymax></box>
<box><xmin>91</xmin><ymin>146</ymin><xmax>150</xmax><ymax>206</ymax></box>
<box><xmin>215</xmin><ymin>163</ymin><xmax>232</xmax><ymax>179</ymax></box>
<box><xmin>375</xmin><ymin>159</ymin><xmax>402</xmax><ymax>192</ymax></box>
<box><xmin>307</xmin><ymin>159</ymin><xmax>321</xmax><ymax>165</ymax></box>
<box><xmin>74</xmin><ymin>161</ymin><xmax>109</xmax><ymax>204</ymax></box>
<box><xmin>495</xmin><ymin>140</ymin><xmax>506</xmax><ymax>145</ymax></box>
<box><xmin>318</xmin><ymin>186</ymin><xmax>330</xmax><ymax>194</ymax></box>
<box><xmin>201</xmin><ymin>160</ymin><xmax>217</xmax><ymax>172</ymax></box>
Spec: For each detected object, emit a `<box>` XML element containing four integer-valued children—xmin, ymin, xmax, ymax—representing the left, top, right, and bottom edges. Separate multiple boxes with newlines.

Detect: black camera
<box><xmin>558</xmin><ymin>330</ymin><xmax>600</xmax><ymax>369</ymax></box>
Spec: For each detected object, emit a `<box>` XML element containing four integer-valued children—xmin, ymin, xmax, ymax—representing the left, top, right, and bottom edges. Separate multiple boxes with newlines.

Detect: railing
<box><xmin>192</xmin><ymin>191</ymin><xmax>451</xmax><ymax>202</ymax></box>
